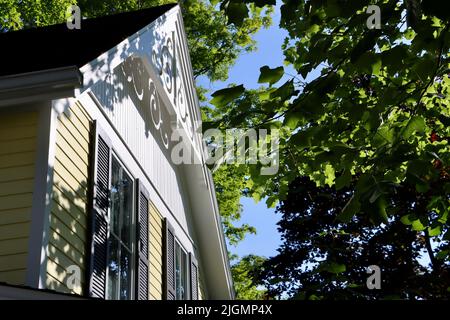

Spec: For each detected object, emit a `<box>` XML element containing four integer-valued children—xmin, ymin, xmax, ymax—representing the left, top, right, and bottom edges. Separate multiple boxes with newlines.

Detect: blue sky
<box><xmin>197</xmin><ymin>8</ymin><xmax>291</xmax><ymax>259</ymax></box>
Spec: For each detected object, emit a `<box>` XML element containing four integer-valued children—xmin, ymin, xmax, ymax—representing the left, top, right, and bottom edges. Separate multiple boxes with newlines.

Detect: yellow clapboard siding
<box><xmin>0</xmin><ymin>138</ymin><xmax>36</xmax><ymax>156</ymax></box>
<box><xmin>67</xmin><ymin>103</ymin><xmax>91</xmax><ymax>132</ymax></box>
<box><xmin>50</xmin><ymin>204</ymin><xmax>87</xmax><ymax>236</ymax></box>
<box><xmin>149</xmin><ymin>274</ymin><xmax>162</xmax><ymax>288</ymax></box>
<box><xmin>150</xmin><ymin>244</ymin><xmax>163</xmax><ymax>264</ymax></box>
<box><xmin>53</xmin><ymin>160</ymin><xmax>89</xmax><ymax>196</ymax></box>
<box><xmin>0</xmin><ymin>207</ymin><xmax>31</xmax><ymax>225</ymax></box>
<box><xmin>74</xmin><ymin>102</ymin><xmax>91</xmax><ymax>123</ymax></box>
<box><xmin>48</xmin><ymin>243</ymin><xmax>85</xmax><ymax>272</ymax></box>
<box><xmin>58</xmin><ymin>113</ymin><xmax>90</xmax><ymax>146</ymax></box>
<box><xmin>0</xmin><ymin>125</ymin><xmax>37</xmax><ymax>141</ymax></box>
<box><xmin>48</xmin><ymin>229</ymin><xmax>85</xmax><ymax>259</ymax></box>
<box><xmin>0</xmin><ymin>253</ymin><xmax>28</xmax><ymax>272</ymax></box>
<box><xmin>56</xmin><ymin>124</ymin><xmax>89</xmax><ymax>160</ymax></box>
<box><xmin>51</xmin><ymin>198</ymin><xmax>87</xmax><ymax>230</ymax></box>
<box><xmin>0</xmin><ymin>179</ymin><xmax>34</xmax><ymax>197</ymax></box>
<box><xmin>149</xmin><ymin>202</ymin><xmax>164</xmax><ymax>300</ymax></box>
<box><xmin>48</xmin><ymin>240</ymin><xmax>86</xmax><ymax>268</ymax></box>
<box><xmin>150</xmin><ymin>283</ymin><xmax>163</xmax><ymax>300</ymax></box>
<box><xmin>0</xmin><ymin>165</ymin><xmax>35</xmax><ymax>183</ymax></box>
<box><xmin>150</xmin><ymin>222</ymin><xmax>163</xmax><ymax>240</ymax></box>
<box><xmin>150</xmin><ymin>206</ymin><xmax>163</xmax><ymax>225</ymax></box>
<box><xmin>0</xmin><ymin>193</ymin><xmax>33</xmax><ymax>211</ymax></box>
<box><xmin>149</xmin><ymin>257</ymin><xmax>163</xmax><ymax>272</ymax></box>
<box><xmin>150</xmin><ymin>284</ymin><xmax>163</xmax><ymax>297</ymax></box>
<box><xmin>0</xmin><ymin>237</ymin><xmax>28</xmax><ymax>256</ymax></box>
<box><xmin>0</xmin><ymin>222</ymin><xmax>30</xmax><ymax>241</ymax></box>
<box><xmin>55</xmin><ymin>138</ymin><xmax>89</xmax><ymax>177</ymax></box>
<box><xmin>46</xmin><ymin>273</ymin><xmax>71</xmax><ymax>294</ymax></box>
<box><xmin>52</xmin><ymin>169</ymin><xmax>88</xmax><ymax>203</ymax></box>
<box><xmin>46</xmin><ymin>260</ymin><xmax>83</xmax><ymax>295</ymax></box>
<box><xmin>0</xmin><ymin>269</ymin><xmax>26</xmax><ymax>285</ymax></box>
<box><xmin>55</xmin><ymin>142</ymin><xmax>89</xmax><ymax>178</ymax></box>
<box><xmin>0</xmin><ymin>151</ymin><xmax>36</xmax><ymax>169</ymax></box>
<box><xmin>51</xmin><ymin>185</ymin><xmax>88</xmax><ymax>223</ymax></box>
<box><xmin>47</xmin><ymin>102</ymin><xmax>91</xmax><ymax>297</ymax></box>
<box><xmin>150</xmin><ymin>287</ymin><xmax>162</xmax><ymax>300</ymax></box>
<box><xmin>149</xmin><ymin>273</ymin><xmax>163</xmax><ymax>288</ymax></box>
<box><xmin>46</xmin><ymin>256</ymin><xmax>85</xmax><ymax>286</ymax></box>
<box><xmin>0</xmin><ymin>111</ymin><xmax>36</xmax><ymax>286</ymax></box>
<box><xmin>150</xmin><ymin>214</ymin><xmax>163</xmax><ymax>230</ymax></box>
<box><xmin>150</xmin><ymin>248</ymin><xmax>163</xmax><ymax>266</ymax></box>
<box><xmin>49</xmin><ymin>218</ymin><xmax>86</xmax><ymax>254</ymax></box>
<box><xmin>0</xmin><ymin>111</ymin><xmax>37</xmax><ymax>126</ymax></box>
<box><xmin>150</xmin><ymin>227</ymin><xmax>163</xmax><ymax>245</ymax></box>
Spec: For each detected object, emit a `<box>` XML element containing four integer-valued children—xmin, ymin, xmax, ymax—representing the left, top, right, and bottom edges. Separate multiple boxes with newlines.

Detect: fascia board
<box><xmin>0</xmin><ymin>66</ymin><xmax>82</xmax><ymax>106</ymax></box>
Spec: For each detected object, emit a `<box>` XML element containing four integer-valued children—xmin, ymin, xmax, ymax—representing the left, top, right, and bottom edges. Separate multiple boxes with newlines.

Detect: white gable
<box><xmin>77</xmin><ymin>5</ymin><xmax>233</xmax><ymax>299</ymax></box>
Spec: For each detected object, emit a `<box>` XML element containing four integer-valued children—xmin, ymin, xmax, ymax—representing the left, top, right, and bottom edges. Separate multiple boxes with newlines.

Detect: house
<box><xmin>0</xmin><ymin>3</ymin><xmax>234</xmax><ymax>300</ymax></box>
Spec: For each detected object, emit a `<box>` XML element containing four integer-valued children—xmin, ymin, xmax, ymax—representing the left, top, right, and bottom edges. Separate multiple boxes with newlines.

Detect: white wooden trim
<box><xmin>0</xmin><ymin>67</ymin><xmax>82</xmax><ymax>107</ymax></box>
<box><xmin>25</xmin><ymin>102</ymin><xmax>57</xmax><ymax>288</ymax></box>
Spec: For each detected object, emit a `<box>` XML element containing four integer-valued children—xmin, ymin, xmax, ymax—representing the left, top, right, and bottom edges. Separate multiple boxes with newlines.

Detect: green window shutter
<box><xmin>88</xmin><ymin>123</ymin><xmax>111</xmax><ymax>299</ymax></box>
<box><xmin>189</xmin><ymin>253</ymin><xmax>199</xmax><ymax>300</ymax></box>
<box><xmin>164</xmin><ymin>218</ymin><xmax>176</xmax><ymax>300</ymax></box>
<box><xmin>136</xmin><ymin>180</ymin><xmax>149</xmax><ymax>300</ymax></box>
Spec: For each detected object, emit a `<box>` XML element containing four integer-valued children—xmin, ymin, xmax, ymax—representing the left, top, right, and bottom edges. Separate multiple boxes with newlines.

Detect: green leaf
<box><xmin>369</xmin><ymin>187</ymin><xmax>383</xmax><ymax>204</ymax></box>
<box><xmin>324</xmin><ymin>164</ymin><xmax>335</xmax><ymax>186</ymax></box>
<box><xmin>223</xmin><ymin>1</ymin><xmax>249</xmax><ymax>26</ymax></box>
<box><xmin>436</xmin><ymin>250</ymin><xmax>449</xmax><ymax>260</ymax></box>
<box><xmin>338</xmin><ymin>195</ymin><xmax>360</xmax><ymax>222</ymax></box>
<box><xmin>401</xmin><ymin>116</ymin><xmax>426</xmax><ymax>139</ymax></box>
<box><xmin>270</xmin><ymin>79</ymin><xmax>297</xmax><ymax>100</ymax></box>
<box><xmin>428</xmin><ymin>225</ymin><xmax>442</xmax><ymax>236</ymax></box>
<box><xmin>258</xmin><ymin>65</ymin><xmax>284</xmax><ymax>85</ymax></box>
<box><xmin>321</xmin><ymin>261</ymin><xmax>346</xmax><ymax>274</ymax></box>
<box><xmin>412</xmin><ymin>55</ymin><xmax>435</xmax><ymax>81</ymax></box>
<box><xmin>210</xmin><ymin>84</ymin><xmax>245</xmax><ymax>107</ymax></box>
<box><xmin>412</xmin><ymin>219</ymin><xmax>426</xmax><ymax>231</ymax></box>
<box><xmin>266</xmin><ymin>195</ymin><xmax>278</xmax><ymax>208</ymax></box>
<box><xmin>284</xmin><ymin>111</ymin><xmax>301</xmax><ymax>129</ymax></box>
<box><xmin>354</xmin><ymin>52</ymin><xmax>382</xmax><ymax>75</ymax></box>
<box><xmin>373</xmin><ymin>125</ymin><xmax>395</xmax><ymax>148</ymax></box>
<box><xmin>335</xmin><ymin>170</ymin><xmax>352</xmax><ymax>190</ymax></box>
<box><xmin>372</xmin><ymin>58</ymin><xmax>382</xmax><ymax>76</ymax></box>
<box><xmin>401</xmin><ymin>214</ymin><xmax>416</xmax><ymax>225</ymax></box>
<box><xmin>376</xmin><ymin>196</ymin><xmax>388</xmax><ymax>223</ymax></box>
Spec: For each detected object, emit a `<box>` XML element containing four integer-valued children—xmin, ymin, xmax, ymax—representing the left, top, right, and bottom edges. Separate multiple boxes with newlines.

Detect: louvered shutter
<box><xmin>164</xmin><ymin>219</ymin><xmax>176</xmax><ymax>300</ymax></box>
<box><xmin>88</xmin><ymin>123</ymin><xmax>111</xmax><ymax>299</ymax></box>
<box><xmin>189</xmin><ymin>253</ymin><xmax>199</xmax><ymax>300</ymax></box>
<box><xmin>136</xmin><ymin>180</ymin><xmax>149</xmax><ymax>300</ymax></box>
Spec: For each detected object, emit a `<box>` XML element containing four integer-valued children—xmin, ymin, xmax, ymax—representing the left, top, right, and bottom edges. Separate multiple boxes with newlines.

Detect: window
<box><xmin>175</xmin><ymin>241</ymin><xmax>188</xmax><ymax>300</ymax></box>
<box><xmin>90</xmin><ymin>130</ymin><xmax>150</xmax><ymax>300</ymax></box>
<box><xmin>106</xmin><ymin>155</ymin><xmax>135</xmax><ymax>300</ymax></box>
<box><xmin>164</xmin><ymin>220</ymin><xmax>199</xmax><ymax>300</ymax></box>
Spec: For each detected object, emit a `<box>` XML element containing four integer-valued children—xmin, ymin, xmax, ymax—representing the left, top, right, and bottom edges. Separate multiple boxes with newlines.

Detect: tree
<box><xmin>231</xmin><ymin>254</ymin><xmax>267</xmax><ymax>300</ymax></box>
<box><xmin>257</xmin><ymin>176</ymin><xmax>450</xmax><ymax>299</ymax></box>
<box><xmin>212</xmin><ymin>165</ymin><xmax>257</xmax><ymax>245</ymax></box>
<box><xmin>0</xmin><ymin>0</ymin><xmax>76</xmax><ymax>31</ymax></box>
<box><xmin>204</xmin><ymin>0</ymin><xmax>450</xmax><ymax>298</ymax></box>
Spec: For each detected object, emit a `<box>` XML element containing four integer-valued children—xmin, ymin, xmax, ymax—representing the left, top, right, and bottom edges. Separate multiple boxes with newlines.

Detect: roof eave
<box><xmin>0</xmin><ymin>66</ymin><xmax>83</xmax><ymax>107</ymax></box>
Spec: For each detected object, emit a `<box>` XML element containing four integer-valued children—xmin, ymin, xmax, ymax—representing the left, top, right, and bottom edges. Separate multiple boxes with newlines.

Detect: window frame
<box><xmin>174</xmin><ymin>239</ymin><xmax>190</xmax><ymax>300</ymax></box>
<box><xmin>105</xmin><ymin>151</ymin><xmax>137</xmax><ymax>301</ymax></box>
